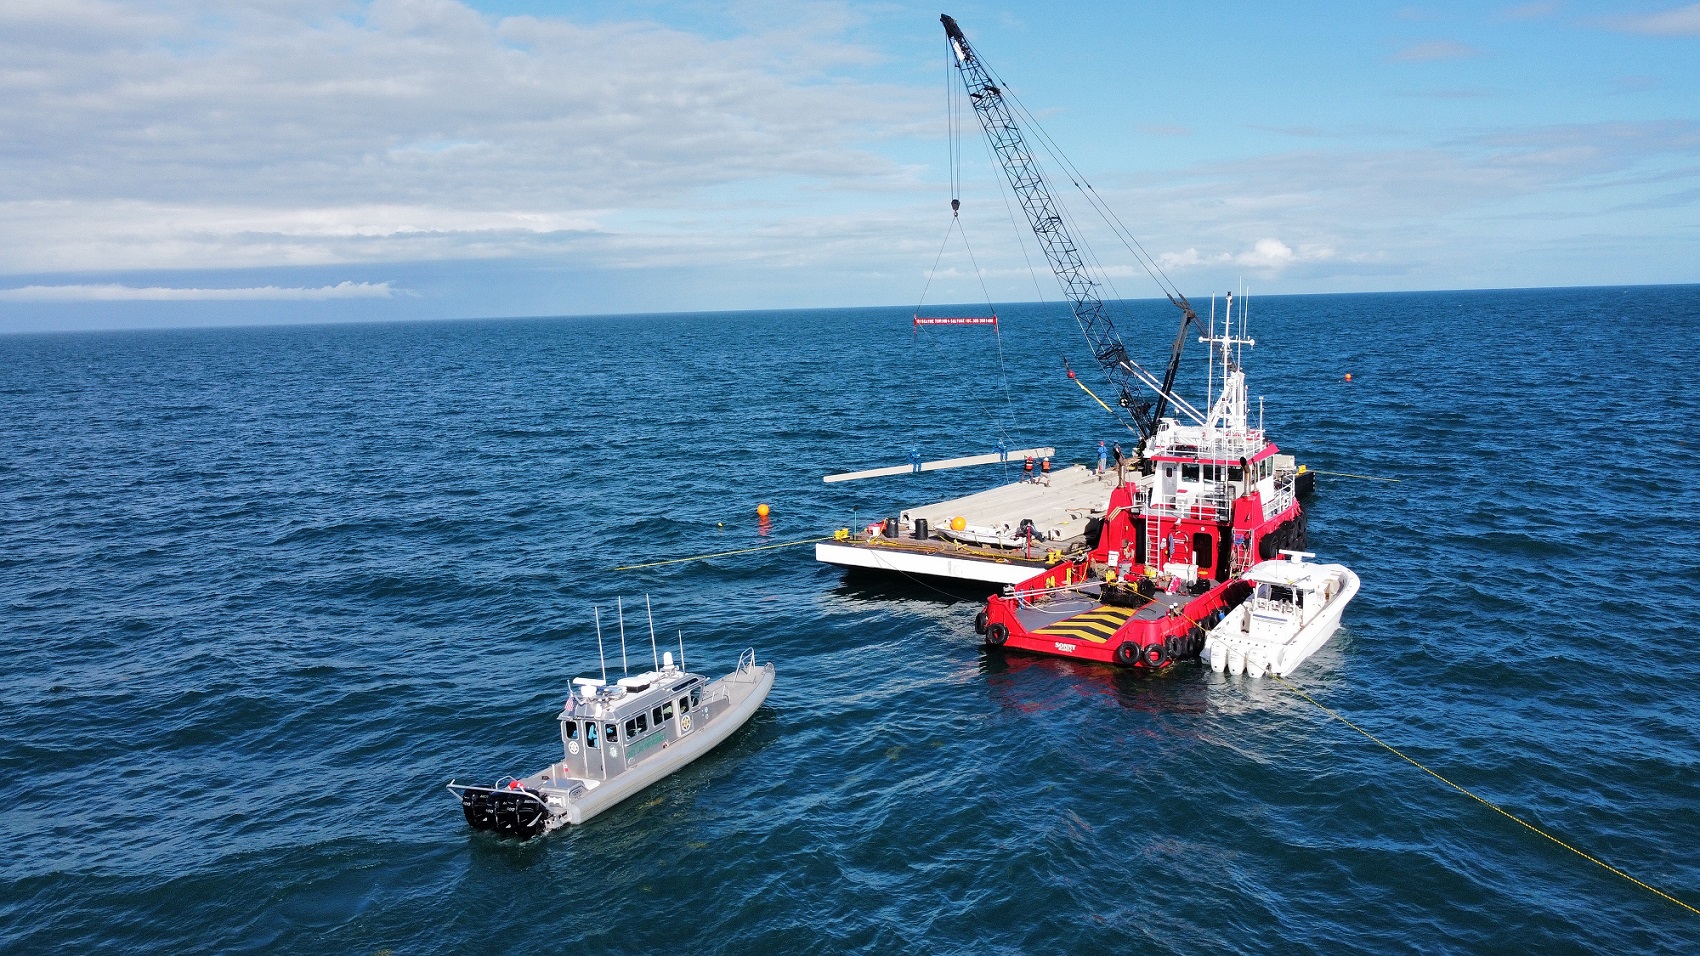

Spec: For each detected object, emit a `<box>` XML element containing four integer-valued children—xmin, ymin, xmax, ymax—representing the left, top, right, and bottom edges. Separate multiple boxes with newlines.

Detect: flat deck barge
<box><xmin>816</xmin><ymin>463</ymin><xmax>1138</xmax><ymax>585</ymax></box>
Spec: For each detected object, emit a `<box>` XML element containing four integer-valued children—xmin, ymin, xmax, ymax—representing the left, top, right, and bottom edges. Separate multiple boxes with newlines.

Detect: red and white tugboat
<box><xmin>975</xmin><ymin>293</ymin><xmax>1311</xmax><ymax>670</ymax></box>
<box><xmin>940</xmin><ymin>14</ymin><xmax>1314</xmax><ymax>670</ymax></box>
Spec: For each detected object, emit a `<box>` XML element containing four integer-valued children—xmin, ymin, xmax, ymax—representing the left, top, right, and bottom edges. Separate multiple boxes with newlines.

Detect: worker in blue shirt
<box><xmin>1096</xmin><ymin>440</ymin><xmax>1108</xmax><ymax>476</ymax></box>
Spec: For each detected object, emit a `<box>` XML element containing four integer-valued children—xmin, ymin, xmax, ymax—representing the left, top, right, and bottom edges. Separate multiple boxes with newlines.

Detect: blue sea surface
<box><xmin>3</xmin><ymin>286</ymin><xmax>1698</xmax><ymax>954</ymax></box>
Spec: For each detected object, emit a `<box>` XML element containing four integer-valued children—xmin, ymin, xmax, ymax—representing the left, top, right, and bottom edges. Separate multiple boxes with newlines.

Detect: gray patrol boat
<box><xmin>448</xmin><ymin>632</ymin><xmax>775</xmax><ymax>838</ymax></box>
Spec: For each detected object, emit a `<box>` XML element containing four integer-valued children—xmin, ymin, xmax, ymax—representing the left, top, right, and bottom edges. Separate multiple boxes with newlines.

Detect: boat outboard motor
<box><xmin>460</xmin><ymin>785</ymin><xmax>550</xmax><ymax>839</ymax></box>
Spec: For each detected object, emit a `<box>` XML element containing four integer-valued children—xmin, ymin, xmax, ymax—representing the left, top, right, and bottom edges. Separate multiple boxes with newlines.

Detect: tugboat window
<box><xmin>1228</xmin><ymin>466</ymin><xmax>1244</xmax><ymax>482</ymax></box>
<box><xmin>1182</xmin><ymin>463</ymin><xmax>1200</xmax><ymax>481</ymax></box>
<box><xmin>661</xmin><ymin>702</ymin><xmax>674</xmax><ymax>721</ymax></box>
<box><xmin>605</xmin><ymin>723</ymin><xmax>618</xmax><ymax>742</ymax></box>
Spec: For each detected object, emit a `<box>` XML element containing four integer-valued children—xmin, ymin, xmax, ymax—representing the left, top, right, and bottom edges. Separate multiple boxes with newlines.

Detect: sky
<box><xmin>1</xmin><ymin>0</ymin><xmax>1697</xmax><ymax>332</ymax></box>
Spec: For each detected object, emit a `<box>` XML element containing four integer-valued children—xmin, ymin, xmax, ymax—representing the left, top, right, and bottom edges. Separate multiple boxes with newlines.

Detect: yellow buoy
<box><xmin>949</xmin><ymin>516</ymin><xmax>967</xmax><ymax>532</ymax></box>
<box><xmin>756</xmin><ymin>503</ymin><xmax>770</xmax><ymax>518</ymax></box>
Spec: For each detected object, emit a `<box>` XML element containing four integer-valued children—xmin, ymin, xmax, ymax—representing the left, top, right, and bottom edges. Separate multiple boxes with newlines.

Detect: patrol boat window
<box><xmin>585</xmin><ymin>722</ymin><xmax>598</xmax><ymax>748</ymax></box>
<box><xmin>605</xmin><ymin>723</ymin><xmax>618</xmax><ymax>742</ymax></box>
<box><xmin>652</xmin><ymin>706</ymin><xmax>664</xmax><ymax>725</ymax></box>
<box><xmin>637</xmin><ymin>713</ymin><xmax>648</xmax><ymax>734</ymax></box>
<box><xmin>661</xmin><ymin>702</ymin><xmax>674</xmax><ymax>722</ymax></box>
<box><xmin>564</xmin><ymin>722</ymin><xmax>579</xmax><ymax>740</ymax></box>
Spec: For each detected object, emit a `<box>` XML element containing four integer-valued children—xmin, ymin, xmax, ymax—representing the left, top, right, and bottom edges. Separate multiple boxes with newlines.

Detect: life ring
<box><xmin>985</xmin><ymin>623</ymin><xmax>1008</xmax><ymax>646</ymax></box>
<box><xmin>1114</xmin><ymin>641</ymin><xmax>1139</xmax><ymax>666</ymax></box>
<box><xmin>973</xmin><ymin>610</ymin><xmax>989</xmax><ymax>635</ymax></box>
<box><xmin>1141</xmin><ymin>642</ymin><xmax>1171</xmax><ymax>669</ymax></box>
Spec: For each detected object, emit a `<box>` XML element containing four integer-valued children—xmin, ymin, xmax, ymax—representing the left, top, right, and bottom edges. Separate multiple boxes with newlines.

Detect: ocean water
<box><xmin>3</xmin><ymin>285</ymin><xmax>1698</xmax><ymax>954</ymax></box>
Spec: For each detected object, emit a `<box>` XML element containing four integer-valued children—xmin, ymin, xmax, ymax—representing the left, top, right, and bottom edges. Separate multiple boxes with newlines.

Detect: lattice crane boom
<box><xmin>941</xmin><ymin>14</ymin><xmax>1201</xmax><ymax>446</ymax></box>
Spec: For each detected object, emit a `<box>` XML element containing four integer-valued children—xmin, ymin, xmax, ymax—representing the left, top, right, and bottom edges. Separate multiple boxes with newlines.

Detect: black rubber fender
<box><xmin>985</xmin><ymin>622</ymin><xmax>1008</xmax><ymax>646</ymax></box>
<box><xmin>1140</xmin><ymin>642</ymin><xmax>1171</xmax><ymax>669</ymax></box>
<box><xmin>1114</xmin><ymin>640</ymin><xmax>1139</xmax><ymax>666</ymax></box>
<box><xmin>973</xmin><ymin>610</ymin><xmax>989</xmax><ymax>635</ymax></box>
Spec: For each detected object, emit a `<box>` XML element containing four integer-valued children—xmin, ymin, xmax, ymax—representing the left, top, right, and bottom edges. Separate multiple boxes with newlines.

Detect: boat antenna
<box><xmin>646</xmin><ymin>594</ymin><xmax>660</xmax><ymax>670</ymax></box>
<box><xmin>594</xmin><ymin>606</ymin><xmax>608</xmax><ymax>684</ymax></box>
<box><xmin>617</xmin><ymin>596</ymin><xmax>629</xmax><ymax>676</ymax></box>
<box><xmin>677</xmin><ymin>630</ymin><xmax>686</xmax><ymax>672</ymax></box>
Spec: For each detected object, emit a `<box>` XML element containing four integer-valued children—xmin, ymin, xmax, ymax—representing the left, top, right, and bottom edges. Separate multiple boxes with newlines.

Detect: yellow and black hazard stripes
<box><xmin>1031</xmin><ymin>605</ymin><xmax>1136</xmax><ymax>644</ymax></box>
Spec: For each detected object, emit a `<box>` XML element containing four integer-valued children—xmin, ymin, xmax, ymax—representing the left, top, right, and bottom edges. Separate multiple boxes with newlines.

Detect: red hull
<box><xmin>976</xmin><ymin>454</ymin><xmax>1306</xmax><ymax>671</ymax></box>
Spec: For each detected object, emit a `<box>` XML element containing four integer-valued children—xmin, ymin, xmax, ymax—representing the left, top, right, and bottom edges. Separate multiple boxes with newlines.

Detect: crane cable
<box><xmin>997</xmin><ymin>71</ymin><xmax>1169</xmax><ymax>296</ymax></box>
<box><xmin>913</xmin><ymin>211</ymin><xmax>1020</xmax><ymax>452</ymax></box>
<box><xmin>909</xmin><ymin>36</ymin><xmax>1036</xmax><ymax>455</ymax></box>
<box><xmin>957</xmin><ymin>57</ymin><xmax>1164</xmax><ymax>428</ymax></box>
<box><xmin>991</xmin><ymin>69</ymin><xmax>1188</xmax><ymax>306</ymax></box>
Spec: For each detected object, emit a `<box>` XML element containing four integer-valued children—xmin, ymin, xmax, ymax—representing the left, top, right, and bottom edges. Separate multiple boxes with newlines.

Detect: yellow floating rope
<box><xmin>1305</xmin><ymin>469</ymin><xmax>1401</xmax><ymax>482</ymax></box>
<box><xmin>1273</xmin><ymin>675</ymin><xmax>1700</xmax><ymax>917</ymax></box>
<box><xmin>614</xmin><ymin>535</ymin><xmax>838</xmax><ymax>571</ymax></box>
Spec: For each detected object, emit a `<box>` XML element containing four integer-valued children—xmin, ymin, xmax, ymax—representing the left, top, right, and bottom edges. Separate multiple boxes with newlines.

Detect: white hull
<box><xmin>814</xmin><ymin>541</ymin><xmax>1039</xmax><ymax>585</ymax></box>
<box><xmin>1206</xmin><ymin>563</ymin><xmax>1359</xmax><ymax>678</ymax></box>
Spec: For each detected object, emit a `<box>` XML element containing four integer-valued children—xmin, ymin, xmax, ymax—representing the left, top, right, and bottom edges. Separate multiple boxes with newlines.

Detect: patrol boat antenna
<box><xmin>617</xmin><ymin>596</ymin><xmax>628</xmax><ymax>675</ymax></box>
<box><xmin>646</xmin><ymin>595</ymin><xmax>660</xmax><ymax>671</ymax></box>
<box><xmin>593</xmin><ymin>606</ymin><xmax>608</xmax><ymax>683</ymax></box>
<box><xmin>677</xmin><ymin>630</ymin><xmax>686</xmax><ymax>671</ymax></box>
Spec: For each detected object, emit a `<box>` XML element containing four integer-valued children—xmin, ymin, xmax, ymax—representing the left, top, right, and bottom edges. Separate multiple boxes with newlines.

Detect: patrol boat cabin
<box><xmin>449</xmin><ymin>645</ymin><xmax>774</xmax><ymax>838</ymax></box>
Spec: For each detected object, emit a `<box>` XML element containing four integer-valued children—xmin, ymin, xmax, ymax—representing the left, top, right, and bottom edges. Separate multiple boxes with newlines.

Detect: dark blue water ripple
<box><xmin>3</xmin><ymin>286</ymin><xmax>1699</xmax><ymax>954</ymax></box>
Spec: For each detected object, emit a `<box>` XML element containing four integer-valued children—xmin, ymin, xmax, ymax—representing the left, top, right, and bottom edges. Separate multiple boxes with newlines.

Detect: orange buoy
<box><xmin>756</xmin><ymin>503</ymin><xmax>770</xmax><ymax>518</ymax></box>
<box><xmin>950</xmin><ymin>516</ymin><xmax>967</xmax><ymax>532</ymax></box>
<box><xmin>1344</xmin><ymin>373</ymin><xmax>1353</xmax><ymax>382</ymax></box>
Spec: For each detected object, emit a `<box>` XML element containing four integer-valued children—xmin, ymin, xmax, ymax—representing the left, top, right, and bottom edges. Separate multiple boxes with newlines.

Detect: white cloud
<box><xmin>0</xmin><ymin>0</ymin><xmax>930</xmax><ymax>274</ymax></box>
<box><xmin>0</xmin><ymin>281</ymin><xmax>397</xmax><ymax>301</ymax></box>
<box><xmin>1499</xmin><ymin>2</ymin><xmax>1560</xmax><ymax>21</ymax></box>
<box><xmin>1154</xmin><ymin>240</ymin><xmax>1334</xmax><ymax>276</ymax></box>
<box><xmin>1609</xmin><ymin>3</ymin><xmax>1700</xmax><ymax>36</ymax></box>
<box><xmin>1389</xmin><ymin>40</ymin><xmax>1482</xmax><ymax>62</ymax></box>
